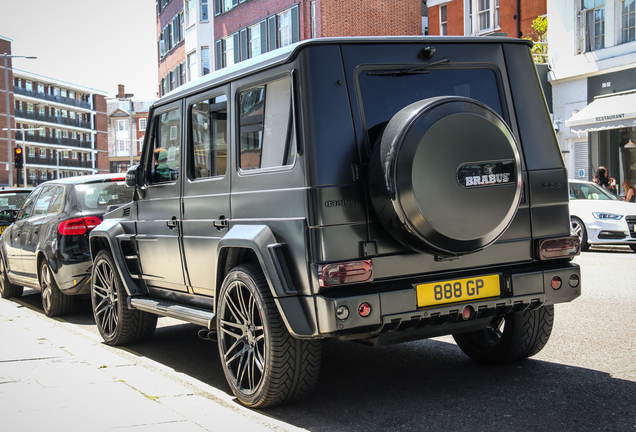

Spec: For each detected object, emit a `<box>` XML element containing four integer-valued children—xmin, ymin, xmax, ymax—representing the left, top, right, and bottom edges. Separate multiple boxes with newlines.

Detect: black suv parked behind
<box><xmin>89</xmin><ymin>37</ymin><xmax>581</xmax><ymax>408</ymax></box>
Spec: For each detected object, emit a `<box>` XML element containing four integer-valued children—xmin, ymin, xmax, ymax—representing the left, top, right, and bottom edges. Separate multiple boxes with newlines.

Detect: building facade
<box><xmin>549</xmin><ymin>0</ymin><xmax>636</xmax><ymax>188</ymax></box>
<box><xmin>107</xmin><ymin>85</ymin><xmax>154</xmax><ymax>173</ymax></box>
<box><xmin>1</xmin><ymin>35</ymin><xmax>108</xmax><ymax>187</ymax></box>
<box><xmin>426</xmin><ymin>0</ymin><xmax>545</xmax><ymax>38</ymax></box>
<box><xmin>213</xmin><ymin>0</ymin><xmax>423</xmax><ymax>69</ymax></box>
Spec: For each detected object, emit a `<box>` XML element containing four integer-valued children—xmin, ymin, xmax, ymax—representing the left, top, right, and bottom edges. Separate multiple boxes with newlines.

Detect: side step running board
<box><xmin>129</xmin><ymin>297</ymin><xmax>216</xmax><ymax>330</ymax></box>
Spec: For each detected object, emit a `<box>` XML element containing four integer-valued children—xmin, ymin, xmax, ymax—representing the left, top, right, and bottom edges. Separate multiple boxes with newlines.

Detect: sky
<box><xmin>0</xmin><ymin>0</ymin><xmax>159</xmax><ymax>100</ymax></box>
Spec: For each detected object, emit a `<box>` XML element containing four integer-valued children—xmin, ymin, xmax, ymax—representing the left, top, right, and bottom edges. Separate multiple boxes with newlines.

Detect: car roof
<box><xmin>157</xmin><ymin>36</ymin><xmax>533</xmax><ymax>106</ymax></box>
<box><xmin>37</xmin><ymin>173</ymin><xmax>127</xmax><ymax>187</ymax></box>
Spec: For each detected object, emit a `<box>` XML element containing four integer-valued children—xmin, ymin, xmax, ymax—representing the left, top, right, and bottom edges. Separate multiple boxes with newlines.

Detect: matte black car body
<box><xmin>0</xmin><ymin>174</ymin><xmax>131</xmax><ymax>315</ymax></box>
<box><xmin>89</xmin><ymin>37</ymin><xmax>581</xmax><ymax>407</ymax></box>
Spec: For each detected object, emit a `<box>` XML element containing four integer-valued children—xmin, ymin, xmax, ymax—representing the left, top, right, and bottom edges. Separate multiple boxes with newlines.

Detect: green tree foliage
<box><xmin>524</xmin><ymin>16</ymin><xmax>548</xmax><ymax>64</ymax></box>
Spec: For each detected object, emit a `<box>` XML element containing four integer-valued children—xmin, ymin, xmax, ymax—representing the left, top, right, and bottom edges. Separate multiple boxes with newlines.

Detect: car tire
<box><xmin>452</xmin><ymin>305</ymin><xmax>554</xmax><ymax>364</ymax></box>
<box><xmin>570</xmin><ymin>217</ymin><xmax>590</xmax><ymax>251</ymax></box>
<box><xmin>631</xmin><ymin>245</ymin><xmax>636</xmax><ymax>253</ymax></box>
<box><xmin>40</xmin><ymin>260</ymin><xmax>74</xmax><ymax>317</ymax></box>
<box><xmin>0</xmin><ymin>255</ymin><xmax>23</xmax><ymax>299</ymax></box>
<box><xmin>369</xmin><ymin>96</ymin><xmax>522</xmax><ymax>256</ymax></box>
<box><xmin>91</xmin><ymin>249</ymin><xmax>157</xmax><ymax>346</ymax></box>
<box><xmin>217</xmin><ymin>263</ymin><xmax>322</xmax><ymax>408</ymax></box>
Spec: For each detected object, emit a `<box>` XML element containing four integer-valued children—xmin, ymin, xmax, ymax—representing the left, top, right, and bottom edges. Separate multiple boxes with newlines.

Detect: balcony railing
<box><xmin>15</xmin><ymin>109</ymin><xmax>92</xmax><ymax>130</ymax></box>
<box><xmin>26</xmin><ymin>155</ymin><xmax>93</xmax><ymax>169</ymax></box>
<box><xmin>15</xmin><ymin>131</ymin><xmax>93</xmax><ymax>149</ymax></box>
<box><xmin>13</xmin><ymin>86</ymin><xmax>92</xmax><ymax>110</ymax></box>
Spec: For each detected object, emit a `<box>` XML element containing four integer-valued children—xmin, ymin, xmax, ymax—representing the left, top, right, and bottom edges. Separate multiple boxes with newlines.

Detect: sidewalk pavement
<box><xmin>0</xmin><ymin>296</ymin><xmax>305</xmax><ymax>432</ymax></box>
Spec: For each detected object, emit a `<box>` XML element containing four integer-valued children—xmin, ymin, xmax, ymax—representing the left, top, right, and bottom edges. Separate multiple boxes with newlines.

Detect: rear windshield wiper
<box><xmin>367</xmin><ymin>57</ymin><xmax>451</xmax><ymax>77</ymax></box>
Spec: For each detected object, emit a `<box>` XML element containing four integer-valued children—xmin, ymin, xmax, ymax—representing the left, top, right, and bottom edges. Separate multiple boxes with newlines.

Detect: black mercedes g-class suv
<box><xmin>89</xmin><ymin>37</ymin><xmax>581</xmax><ymax>408</ymax></box>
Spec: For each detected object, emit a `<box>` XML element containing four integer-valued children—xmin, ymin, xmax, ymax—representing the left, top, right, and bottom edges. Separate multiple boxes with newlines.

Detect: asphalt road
<box><xmin>16</xmin><ymin>246</ymin><xmax>636</xmax><ymax>432</ymax></box>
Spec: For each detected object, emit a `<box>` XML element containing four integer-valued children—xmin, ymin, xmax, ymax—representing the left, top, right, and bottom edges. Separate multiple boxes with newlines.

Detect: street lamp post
<box><xmin>3</xmin><ymin>53</ymin><xmax>37</xmax><ymax>186</ymax></box>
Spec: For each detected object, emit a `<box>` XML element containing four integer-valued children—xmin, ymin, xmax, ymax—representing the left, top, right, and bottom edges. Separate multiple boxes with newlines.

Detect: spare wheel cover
<box><xmin>372</xmin><ymin>96</ymin><xmax>522</xmax><ymax>255</ymax></box>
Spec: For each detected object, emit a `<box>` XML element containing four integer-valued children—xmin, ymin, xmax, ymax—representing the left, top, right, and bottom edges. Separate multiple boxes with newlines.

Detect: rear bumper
<box><xmin>314</xmin><ymin>261</ymin><xmax>580</xmax><ymax>344</ymax></box>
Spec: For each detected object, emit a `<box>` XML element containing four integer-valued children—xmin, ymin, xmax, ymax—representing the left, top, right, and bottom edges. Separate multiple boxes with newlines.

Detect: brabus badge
<box><xmin>457</xmin><ymin>160</ymin><xmax>516</xmax><ymax>188</ymax></box>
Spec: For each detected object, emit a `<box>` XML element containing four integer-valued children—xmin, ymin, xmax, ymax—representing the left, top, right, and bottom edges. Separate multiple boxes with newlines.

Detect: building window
<box><xmin>117</xmin><ymin>120</ymin><xmax>128</xmax><ymax>131</ymax></box>
<box><xmin>202</xmin><ymin>46</ymin><xmax>210</xmax><ymax>75</ymax></box>
<box><xmin>139</xmin><ymin>118</ymin><xmax>147</xmax><ymax>131</ymax></box>
<box><xmin>117</xmin><ymin>139</ymin><xmax>127</xmax><ymax>153</ymax></box>
<box><xmin>188</xmin><ymin>51</ymin><xmax>197</xmax><ymax>81</ymax></box>
<box><xmin>223</xmin><ymin>36</ymin><xmax>235</xmax><ymax>67</ymax></box>
<box><xmin>468</xmin><ymin>0</ymin><xmax>499</xmax><ymax>35</ymax></box>
<box><xmin>581</xmin><ymin>0</ymin><xmax>605</xmax><ymax>52</ymax></box>
<box><xmin>37</xmin><ymin>83</ymin><xmax>45</xmax><ymax>93</ymax></box>
<box><xmin>278</xmin><ymin>9</ymin><xmax>292</xmax><ymax>47</ymax></box>
<box><xmin>311</xmin><ymin>1</ymin><xmax>316</xmax><ymax>38</ymax></box>
<box><xmin>440</xmin><ymin>5</ymin><xmax>448</xmax><ymax>35</ymax></box>
<box><xmin>29</xmin><ymin>147</ymin><xmax>35</xmax><ymax>157</ymax></box>
<box><xmin>201</xmin><ymin>0</ymin><xmax>209</xmax><ymax>21</ymax></box>
<box><xmin>26</xmin><ymin>80</ymin><xmax>33</xmax><ymax>91</ymax></box>
<box><xmin>622</xmin><ymin>0</ymin><xmax>635</xmax><ymax>44</ymax></box>
<box><xmin>185</xmin><ymin>0</ymin><xmax>195</xmax><ymax>26</ymax></box>
<box><xmin>40</xmin><ymin>148</ymin><xmax>46</xmax><ymax>158</ymax></box>
<box><xmin>249</xmin><ymin>23</ymin><xmax>262</xmax><ymax>57</ymax></box>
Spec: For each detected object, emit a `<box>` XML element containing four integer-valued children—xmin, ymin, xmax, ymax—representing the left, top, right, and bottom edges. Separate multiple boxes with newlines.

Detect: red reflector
<box><xmin>551</xmin><ymin>277</ymin><xmax>562</xmax><ymax>290</ymax></box>
<box><xmin>462</xmin><ymin>305</ymin><xmax>475</xmax><ymax>320</ymax></box>
<box><xmin>358</xmin><ymin>302</ymin><xmax>372</xmax><ymax>317</ymax></box>
<box><xmin>319</xmin><ymin>260</ymin><xmax>373</xmax><ymax>287</ymax></box>
<box><xmin>58</xmin><ymin>216</ymin><xmax>102</xmax><ymax>235</ymax></box>
<box><xmin>111</xmin><ymin>177</ymin><xmax>125</xmax><ymax>181</ymax></box>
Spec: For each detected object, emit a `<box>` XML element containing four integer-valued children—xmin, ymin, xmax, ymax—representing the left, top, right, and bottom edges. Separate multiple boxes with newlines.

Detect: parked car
<box><xmin>0</xmin><ymin>187</ymin><xmax>33</xmax><ymax>234</ymax></box>
<box><xmin>0</xmin><ymin>174</ymin><xmax>133</xmax><ymax>317</ymax></box>
<box><xmin>569</xmin><ymin>179</ymin><xmax>636</xmax><ymax>252</ymax></box>
<box><xmin>89</xmin><ymin>37</ymin><xmax>581</xmax><ymax>408</ymax></box>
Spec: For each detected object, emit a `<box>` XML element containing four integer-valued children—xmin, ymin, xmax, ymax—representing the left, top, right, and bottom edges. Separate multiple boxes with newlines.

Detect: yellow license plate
<box><xmin>416</xmin><ymin>274</ymin><xmax>501</xmax><ymax>308</ymax></box>
<box><xmin>0</xmin><ymin>226</ymin><xmax>5</xmax><ymax>235</ymax></box>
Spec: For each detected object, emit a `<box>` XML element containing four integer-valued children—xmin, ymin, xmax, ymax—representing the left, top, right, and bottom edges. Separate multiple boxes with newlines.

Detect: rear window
<box><xmin>74</xmin><ymin>181</ymin><xmax>134</xmax><ymax>210</ymax></box>
<box><xmin>358</xmin><ymin>67</ymin><xmax>503</xmax><ymax>146</ymax></box>
<box><xmin>0</xmin><ymin>192</ymin><xmax>30</xmax><ymax>212</ymax></box>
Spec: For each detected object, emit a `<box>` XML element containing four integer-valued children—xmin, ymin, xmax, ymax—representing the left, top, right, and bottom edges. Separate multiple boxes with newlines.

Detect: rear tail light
<box><xmin>538</xmin><ymin>236</ymin><xmax>580</xmax><ymax>260</ymax></box>
<box><xmin>318</xmin><ymin>260</ymin><xmax>373</xmax><ymax>287</ymax></box>
<box><xmin>58</xmin><ymin>216</ymin><xmax>102</xmax><ymax>235</ymax></box>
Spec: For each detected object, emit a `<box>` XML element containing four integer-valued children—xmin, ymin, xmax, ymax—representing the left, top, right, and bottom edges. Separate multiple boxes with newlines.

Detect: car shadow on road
<box><xmin>14</xmin><ymin>291</ymin><xmax>636</xmax><ymax>432</ymax></box>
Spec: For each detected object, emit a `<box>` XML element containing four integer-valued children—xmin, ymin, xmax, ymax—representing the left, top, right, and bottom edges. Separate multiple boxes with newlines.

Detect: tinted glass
<box><xmin>239</xmin><ymin>76</ymin><xmax>295</xmax><ymax>170</ymax></box>
<box><xmin>0</xmin><ymin>192</ymin><xmax>30</xmax><ymax>212</ymax></box>
<box><xmin>74</xmin><ymin>181</ymin><xmax>134</xmax><ymax>210</ymax></box>
<box><xmin>358</xmin><ymin>68</ymin><xmax>503</xmax><ymax>145</ymax></box>
<box><xmin>32</xmin><ymin>186</ymin><xmax>58</xmax><ymax>217</ymax></box>
<box><xmin>191</xmin><ymin>94</ymin><xmax>227</xmax><ymax>178</ymax></box>
<box><xmin>151</xmin><ymin>109</ymin><xmax>181</xmax><ymax>183</ymax></box>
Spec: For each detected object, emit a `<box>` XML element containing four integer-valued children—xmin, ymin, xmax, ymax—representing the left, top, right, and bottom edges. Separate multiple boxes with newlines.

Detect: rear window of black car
<box><xmin>74</xmin><ymin>181</ymin><xmax>133</xmax><ymax>210</ymax></box>
<box><xmin>358</xmin><ymin>67</ymin><xmax>503</xmax><ymax>146</ymax></box>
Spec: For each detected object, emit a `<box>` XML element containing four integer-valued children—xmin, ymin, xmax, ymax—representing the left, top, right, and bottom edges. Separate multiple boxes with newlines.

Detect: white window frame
<box><xmin>620</xmin><ymin>0</ymin><xmax>636</xmax><ymax>44</ymax></box>
<box><xmin>139</xmin><ymin>118</ymin><xmax>147</xmax><ymax>131</ymax></box>
<box><xmin>467</xmin><ymin>0</ymin><xmax>500</xmax><ymax>35</ymax></box>
<box><xmin>440</xmin><ymin>4</ymin><xmax>448</xmax><ymax>36</ymax></box>
<box><xmin>223</xmin><ymin>37</ymin><xmax>235</xmax><ymax>67</ymax></box>
<box><xmin>579</xmin><ymin>0</ymin><xmax>606</xmax><ymax>53</ymax></box>
<box><xmin>278</xmin><ymin>9</ymin><xmax>292</xmax><ymax>47</ymax></box>
<box><xmin>117</xmin><ymin>139</ymin><xmax>127</xmax><ymax>154</ymax></box>
<box><xmin>249</xmin><ymin>23</ymin><xmax>262</xmax><ymax>57</ymax></box>
<box><xmin>116</xmin><ymin>120</ymin><xmax>128</xmax><ymax>131</ymax></box>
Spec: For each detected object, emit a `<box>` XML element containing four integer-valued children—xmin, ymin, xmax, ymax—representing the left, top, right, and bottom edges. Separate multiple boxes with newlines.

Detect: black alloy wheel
<box><xmin>40</xmin><ymin>260</ymin><xmax>74</xmax><ymax>317</ymax></box>
<box><xmin>217</xmin><ymin>264</ymin><xmax>321</xmax><ymax>408</ymax></box>
<box><xmin>453</xmin><ymin>305</ymin><xmax>554</xmax><ymax>364</ymax></box>
<box><xmin>91</xmin><ymin>250</ymin><xmax>157</xmax><ymax>346</ymax></box>
<box><xmin>0</xmin><ymin>255</ymin><xmax>22</xmax><ymax>299</ymax></box>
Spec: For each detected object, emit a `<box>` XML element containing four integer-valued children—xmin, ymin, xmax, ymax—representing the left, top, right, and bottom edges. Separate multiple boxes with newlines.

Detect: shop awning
<box><xmin>566</xmin><ymin>91</ymin><xmax>636</xmax><ymax>135</ymax></box>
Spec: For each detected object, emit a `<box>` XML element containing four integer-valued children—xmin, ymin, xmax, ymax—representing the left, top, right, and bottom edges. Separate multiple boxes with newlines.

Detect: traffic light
<box><xmin>14</xmin><ymin>146</ymin><xmax>23</xmax><ymax>169</ymax></box>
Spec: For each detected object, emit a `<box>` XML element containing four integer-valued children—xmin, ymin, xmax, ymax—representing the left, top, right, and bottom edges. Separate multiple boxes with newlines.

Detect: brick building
<box><xmin>214</xmin><ymin>0</ymin><xmax>423</xmax><ymax>69</ymax></box>
<box><xmin>426</xmin><ymin>0</ymin><xmax>545</xmax><ymax>39</ymax></box>
<box><xmin>1</xmin><ymin>35</ymin><xmax>108</xmax><ymax>187</ymax></box>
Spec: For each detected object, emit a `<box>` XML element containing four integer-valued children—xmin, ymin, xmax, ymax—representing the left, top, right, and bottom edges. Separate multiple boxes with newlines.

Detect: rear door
<box><xmin>20</xmin><ymin>185</ymin><xmax>59</xmax><ymax>279</ymax></box>
<box><xmin>181</xmin><ymin>87</ymin><xmax>231</xmax><ymax>297</ymax></box>
<box><xmin>136</xmin><ymin>101</ymin><xmax>187</xmax><ymax>293</ymax></box>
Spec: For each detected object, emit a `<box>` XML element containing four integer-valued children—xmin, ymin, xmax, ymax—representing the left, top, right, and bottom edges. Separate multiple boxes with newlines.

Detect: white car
<box><xmin>569</xmin><ymin>180</ymin><xmax>636</xmax><ymax>252</ymax></box>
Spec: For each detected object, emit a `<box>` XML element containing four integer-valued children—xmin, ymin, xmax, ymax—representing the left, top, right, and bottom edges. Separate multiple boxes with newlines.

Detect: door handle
<box><xmin>214</xmin><ymin>215</ymin><xmax>228</xmax><ymax>230</ymax></box>
<box><xmin>167</xmin><ymin>216</ymin><xmax>178</xmax><ymax>229</ymax></box>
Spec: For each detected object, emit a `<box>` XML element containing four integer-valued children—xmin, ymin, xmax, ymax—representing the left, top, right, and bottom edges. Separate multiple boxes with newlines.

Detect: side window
<box><xmin>238</xmin><ymin>76</ymin><xmax>295</xmax><ymax>170</ymax></box>
<box><xmin>150</xmin><ymin>108</ymin><xmax>181</xmax><ymax>183</ymax></box>
<box><xmin>48</xmin><ymin>187</ymin><xmax>65</xmax><ymax>214</ymax></box>
<box><xmin>191</xmin><ymin>94</ymin><xmax>228</xmax><ymax>179</ymax></box>
<box><xmin>16</xmin><ymin>190</ymin><xmax>39</xmax><ymax>221</ymax></box>
<box><xmin>32</xmin><ymin>186</ymin><xmax>58</xmax><ymax>217</ymax></box>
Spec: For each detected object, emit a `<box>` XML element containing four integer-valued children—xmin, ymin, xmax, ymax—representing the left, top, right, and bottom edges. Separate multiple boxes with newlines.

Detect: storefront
<box><xmin>565</xmin><ymin>67</ymin><xmax>636</xmax><ymax>194</ymax></box>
